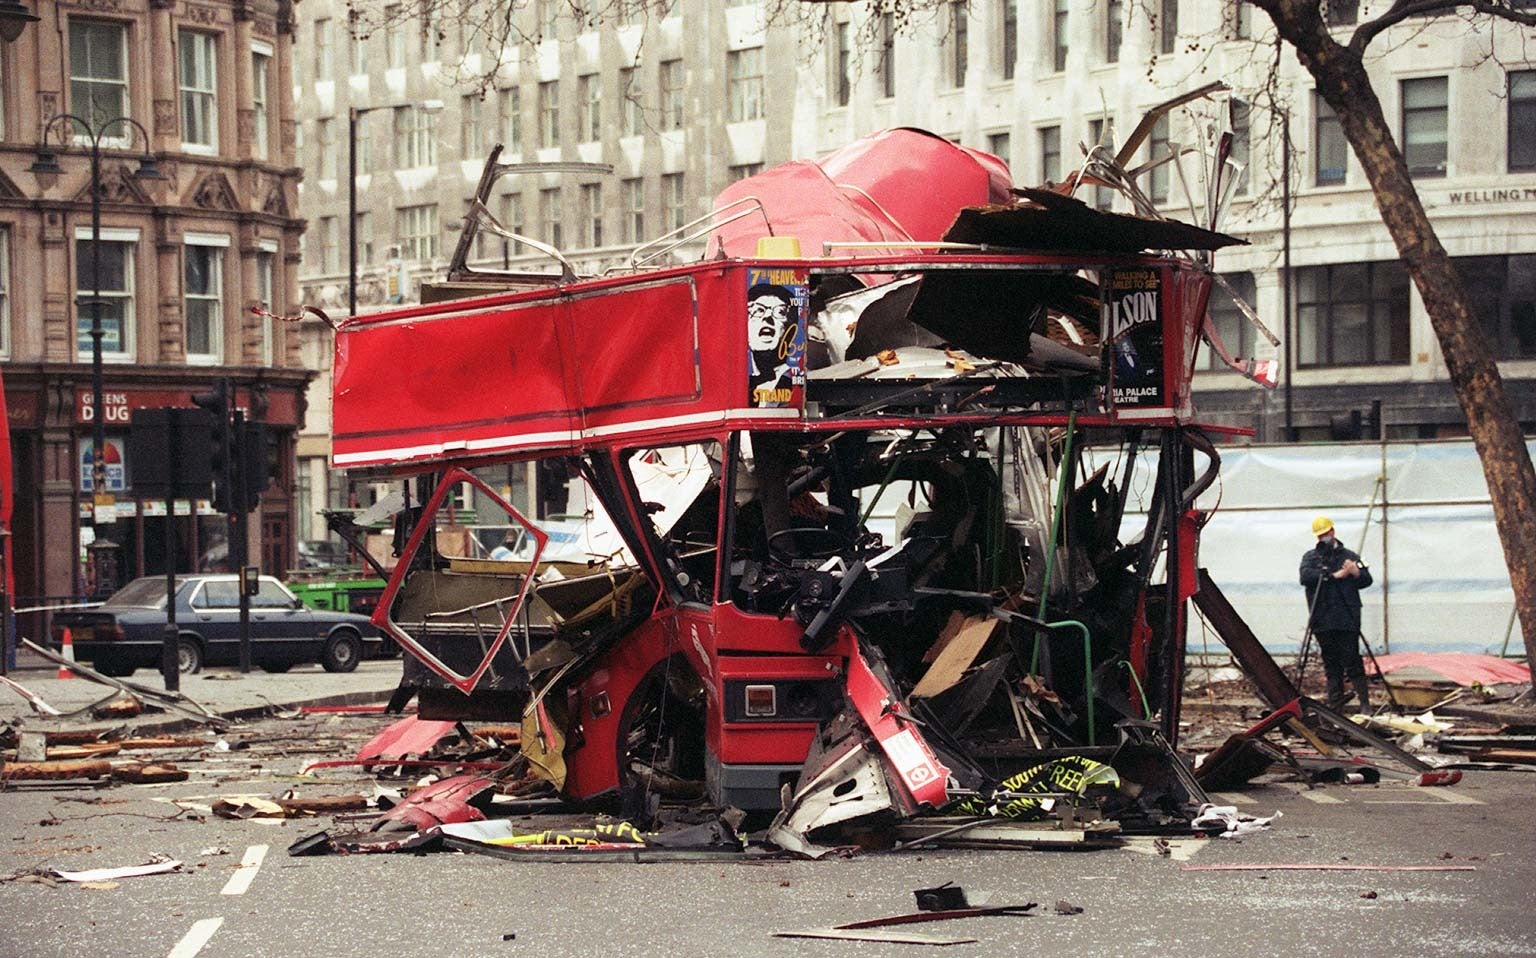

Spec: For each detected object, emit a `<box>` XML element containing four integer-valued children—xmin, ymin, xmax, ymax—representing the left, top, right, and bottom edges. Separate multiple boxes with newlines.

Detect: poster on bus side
<box><xmin>745</xmin><ymin>268</ymin><xmax>808</xmax><ymax>408</ymax></box>
<box><xmin>1102</xmin><ymin>268</ymin><xmax>1166</xmax><ymax>412</ymax></box>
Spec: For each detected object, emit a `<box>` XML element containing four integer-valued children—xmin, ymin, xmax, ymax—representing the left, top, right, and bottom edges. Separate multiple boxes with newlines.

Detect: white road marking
<box><xmin>1424</xmin><ymin>787</ymin><xmax>1483</xmax><ymax>805</ymax></box>
<box><xmin>166</xmin><ymin>918</ymin><xmax>223</xmax><ymax>958</ymax></box>
<box><xmin>1301</xmin><ymin>790</ymin><xmax>1344</xmax><ymax>804</ymax></box>
<box><xmin>1122</xmin><ymin>837</ymin><xmax>1207</xmax><ymax>861</ymax></box>
<box><xmin>1206</xmin><ymin>791</ymin><xmax>1258</xmax><ymax>805</ymax></box>
<box><xmin>1362</xmin><ymin>785</ymin><xmax>1484</xmax><ymax>806</ymax></box>
<box><xmin>220</xmin><ymin>844</ymin><xmax>269</xmax><ymax>896</ymax></box>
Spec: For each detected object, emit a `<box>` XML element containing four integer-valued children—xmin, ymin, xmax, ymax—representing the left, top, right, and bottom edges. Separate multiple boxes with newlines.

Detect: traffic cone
<box><xmin>58</xmin><ymin>628</ymin><xmax>76</xmax><ymax>679</ymax></box>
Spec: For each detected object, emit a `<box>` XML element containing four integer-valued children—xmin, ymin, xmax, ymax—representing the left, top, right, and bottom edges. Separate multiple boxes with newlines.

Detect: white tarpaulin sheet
<box><xmin>1088</xmin><ymin>438</ymin><xmax>1530</xmax><ymax>656</ymax></box>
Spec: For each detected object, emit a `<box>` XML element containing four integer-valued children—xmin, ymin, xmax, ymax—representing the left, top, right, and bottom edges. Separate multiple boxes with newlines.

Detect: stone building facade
<box><xmin>0</xmin><ymin>0</ymin><xmax>310</xmax><ymax>627</ymax></box>
<box><xmin>287</xmin><ymin>0</ymin><xmax>1535</xmax><ymax>545</ymax></box>
<box><xmin>289</xmin><ymin>0</ymin><xmax>800</xmax><ymax>539</ymax></box>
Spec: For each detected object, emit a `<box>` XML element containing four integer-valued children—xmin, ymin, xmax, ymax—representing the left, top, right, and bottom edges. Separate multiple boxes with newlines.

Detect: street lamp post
<box><xmin>30</xmin><ymin>114</ymin><xmax>164</xmax><ymax>598</ymax></box>
<box><xmin>0</xmin><ymin>0</ymin><xmax>37</xmax><ymax>42</ymax></box>
<box><xmin>348</xmin><ymin>100</ymin><xmax>442</xmax><ymax>317</ymax></box>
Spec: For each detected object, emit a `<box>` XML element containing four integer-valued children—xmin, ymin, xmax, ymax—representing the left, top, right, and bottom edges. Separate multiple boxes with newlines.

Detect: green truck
<box><xmin>288</xmin><ymin>576</ymin><xmax>387</xmax><ymax>618</ymax></box>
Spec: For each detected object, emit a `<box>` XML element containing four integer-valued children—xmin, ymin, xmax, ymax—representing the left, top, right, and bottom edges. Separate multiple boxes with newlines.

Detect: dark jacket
<box><xmin>1299</xmin><ymin>538</ymin><xmax>1373</xmax><ymax>632</ymax></box>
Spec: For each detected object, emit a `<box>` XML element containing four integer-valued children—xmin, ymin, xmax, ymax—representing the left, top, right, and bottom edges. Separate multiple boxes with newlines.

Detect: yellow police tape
<box><xmin>485</xmin><ymin>820</ymin><xmax>648</xmax><ymax>847</ymax></box>
<box><xmin>955</xmin><ymin>756</ymin><xmax>1121</xmax><ymax>821</ymax></box>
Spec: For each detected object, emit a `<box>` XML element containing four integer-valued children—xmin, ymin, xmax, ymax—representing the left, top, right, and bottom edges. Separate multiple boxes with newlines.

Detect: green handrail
<box><xmin>1118</xmin><ymin>659</ymin><xmax>1153</xmax><ymax>720</ymax></box>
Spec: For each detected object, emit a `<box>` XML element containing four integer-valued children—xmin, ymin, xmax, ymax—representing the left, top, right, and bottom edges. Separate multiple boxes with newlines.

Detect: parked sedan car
<box><xmin>52</xmin><ymin>574</ymin><xmax>385</xmax><ymax>676</ymax></box>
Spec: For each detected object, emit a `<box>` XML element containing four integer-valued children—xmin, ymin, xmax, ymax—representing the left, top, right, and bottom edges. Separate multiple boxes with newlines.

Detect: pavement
<box><xmin>0</xmin><ymin>649</ymin><xmax>404</xmax><ymax>732</ymax></box>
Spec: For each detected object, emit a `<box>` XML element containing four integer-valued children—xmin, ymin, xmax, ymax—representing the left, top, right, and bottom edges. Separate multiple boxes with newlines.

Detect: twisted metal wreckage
<box><xmin>322</xmin><ymin>86</ymin><xmax>1302</xmax><ymax>858</ymax></box>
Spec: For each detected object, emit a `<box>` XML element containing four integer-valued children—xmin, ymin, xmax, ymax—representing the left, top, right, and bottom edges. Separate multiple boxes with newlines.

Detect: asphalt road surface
<box><xmin>1</xmin><ymin>710</ymin><xmax>1531</xmax><ymax>958</ymax></box>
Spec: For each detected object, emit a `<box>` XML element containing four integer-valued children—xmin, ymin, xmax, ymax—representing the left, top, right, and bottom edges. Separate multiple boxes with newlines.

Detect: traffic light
<box><xmin>236</xmin><ymin>419</ymin><xmax>275</xmax><ymax>513</ymax></box>
<box><xmin>191</xmin><ymin>378</ymin><xmax>233</xmax><ymax>513</ymax></box>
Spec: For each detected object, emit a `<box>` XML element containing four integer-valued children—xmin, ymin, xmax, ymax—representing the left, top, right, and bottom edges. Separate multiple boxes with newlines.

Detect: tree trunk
<box><xmin>1265</xmin><ymin>6</ymin><xmax>1536</xmax><ymax>677</ymax></box>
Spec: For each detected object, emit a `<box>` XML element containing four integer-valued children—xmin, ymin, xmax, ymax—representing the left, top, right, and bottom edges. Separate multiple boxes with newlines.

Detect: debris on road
<box><xmin>49</xmin><ymin>856</ymin><xmax>184</xmax><ymax>883</ymax></box>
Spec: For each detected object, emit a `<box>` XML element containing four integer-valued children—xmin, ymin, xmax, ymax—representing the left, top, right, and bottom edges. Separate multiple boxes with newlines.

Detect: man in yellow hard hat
<box><xmin>1299</xmin><ymin>516</ymin><xmax>1374</xmax><ymax>710</ymax></box>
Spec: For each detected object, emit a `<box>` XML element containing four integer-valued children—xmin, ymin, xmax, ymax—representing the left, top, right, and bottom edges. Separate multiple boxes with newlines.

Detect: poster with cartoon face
<box><xmin>1102</xmin><ymin>267</ymin><xmax>1166</xmax><ymax>411</ymax></box>
<box><xmin>745</xmin><ymin>268</ymin><xmax>808</xmax><ymax>408</ymax></box>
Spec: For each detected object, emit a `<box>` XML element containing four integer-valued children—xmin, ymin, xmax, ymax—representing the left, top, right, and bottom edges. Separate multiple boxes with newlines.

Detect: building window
<box><xmin>461</xmin><ymin>94</ymin><xmax>483</xmax><ymax>156</ymax></box>
<box><xmin>1511</xmin><ymin>71</ymin><xmax>1536</xmax><ymax>172</ymax></box>
<box><xmin>501</xmin><ymin>86</ymin><xmax>522</xmax><ymax>152</ymax></box>
<box><xmin>1401</xmin><ymin>76</ymin><xmax>1448</xmax><ymax>177</ymax></box>
<box><xmin>621</xmin><ymin>178</ymin><xmax>644</xmax><ymax>244</ymax></box>
<box><xmin>0</xmin><ymin>227</ymin><xmax>9</xmax><ymax>357</ymax></box>
<box><xmin>1158</xmin><ymin>0</ymin><xmax>1178</xmax><ymax>55</ymax></box>
<box><xmin>539</xmin><ymin>80</ymin><xmax>559</xmax><ymax>148</ymax></box>
<box><xmin>71</xmin><ymin>20</ymin><xmax>128</xmax><ymax>131</ymax></box>
<box><xmin>501</xmin><ymin>193</ymin><xmax>523</xmax><ymax>255</ymax></box>
<box><xmin>356</xmin><ymin>118</ymin><xmax>372</xmax><ymax>174</ymax></box>
<box><xmin>878</xmin><ymin>14</ymin><xmax>896</xmax><ymax>98</ymax></box>
<box><xmin>662</xmin><ymin>172</ymin><xmax>684</xmax><ymax>231</ymax></box>
<box><xmin>835</xmin><ymin>22</ymin><xmax>851</xmax><ymax>107</ymax></box>
<box><xmin>621</xmin><ymin>68</ymin><xmax>643</xmax><ymax>136</ymax></box>
<box><xmin>1457</xmin><ymin>255</ymin><xmax>1536</xmax><ymax>359</ymax></box>
<box><xmin>1040</xmin><ymin>125</ymin><xmax>1061</xmax><ymax>184</ymax></box>
<box><xmin>398</xmin><ymin>204</ymin><xmax>439</xmax><ymax>261</ymax></box>
<box><xmin>1314</xmin><ymin>92</ymin><xmax>1346</xmax><ymax>186</ymax></box>
<box><xmin>314</xmin><ymin>18</ymin><xmax>332</xmax><ymax>81</ymax></box>
<box><xmin>1231</xmin><ymin>0</ymin><xmax>1253</xmax><ymax>38</ymax></box>
<box><xmin>1148</xmin><ymin>115</ymin><xmax>1171</xmax><ymax>204</ymax></box>
<box><xmin>949</xmin><ymin>1</ymin><xmax>967</xmax><ymax>88</ymax></box>
<box><xmin>318</xmin><ymin>117</ymin><xmax>337</xmax><ymax>180</ymax></box>
<box><xmin>1326</xmin><ymin>0</ymin><xmax>1359</xmax><ymax>25</ymax></box>
<box><xmin>318</xmin><ymin>215</ymin><xmax>339</xmax><ymax>272</ymax></box>
<box><xmin>349</xmin><ymin>23</ymin><xmax>367</xmax><ymax>76</ymax></box>
<box><xmin>1089</xmin><ymin>117</ymin><xmax>1115</xmax><ymax>209</ymax></box>
<box><xmin>578</xmin><ymin>74</ymin><xmax>601</xmax><ymax>142</ymax></box>
<box><xmin>581</xmin><ymin>183</ymin><xmax>602</xmax><ymax>248</ymax></box>
<box><xmin>251</xmin><ymin>49</ymin><xmax>271</xmax><ymax>160</ymax></box>
<box><xmin>661</xmin><ymin>59</ymin><xmax>684</xmax><ymax>129</ymax></box>
<box><xmin>419</xmin><ymin>4</ymin><xmax>441</xmax><ymax>61</ymax></box>
<box><xmin>357</xmin><ymin>211</ymin><xmax>374</xmax><ymax>264</ymax></box>
<box><xmin>539</xmin><ymin>188</ymin><xmax>562</xmax><ymax>248</ymax></box>
<box><xmin>184</xmin><ymin>240</ymin><xmax>225</xmax><ymax>361</ymax></box>
<box><xmin>1230</xmin><ymin>98</ymin><xmax>1250</xmax><ymax>195</ymax></box>
<box><xmin>75</xmin><ymin>238</ymin><xmax>134</xmax><ymax>360</ymax></box>
<box><xmin>255</xmin><ymin>246</ymin><xmax>275</xmax><ymax>364</ymax></box>
<box><xmin>987</xmin><ymin>132</ymin><xmax>1010</xmax><ymax>168</ymax></box>
<box><xmin>1001</xmin><ymin>0</ymin><xmax>1017</xmax><ymax>80</ymax></box>
<box><xmin>179</xmin><ymin>30</ymin><xmax>218</xmax><ymax>151</ymax></box>
<box><xmin>1296</xmin><ymin>261</ymin><xmax>1410</xmax><ymax>367</ymax></box>
<box><xmin>393</xmin><ymin>104</ymin><xmax>438</xmax><ymax>168</ymax></box>
<box><xmin>728</xmin><ymin>47</ymin><xmax>763</xmax><ymax>122</ymax></box>
<box><xmin>386</xmin><ymin>6</ymin><xmax>405</xmax><ymax>68</ymax></box>
<box><xmin>1201</xmin><ymin>272</ymin><xmax>1255</xmax><ymax>370</ymax></box>
<box><xmin>1104</xmin><ymin>0</ymin><xmax>1122</xmax><ymax>63</ymax></box>
<box><xmin>730</xmin><ymin>163</ymin><xmax>764</xmax><ymax>181</ymax></box>
<box><xmin>1052</xmin><ymin>0</ymin><xmax>1069</xmax><ymax>72</ymax></box>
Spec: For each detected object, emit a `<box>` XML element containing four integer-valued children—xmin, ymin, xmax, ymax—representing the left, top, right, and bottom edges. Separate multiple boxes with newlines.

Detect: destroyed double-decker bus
<box><xmin>330</xmin><ymin>120</ymin><xmax>1271</xmax><ymax>846</ymax></box>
